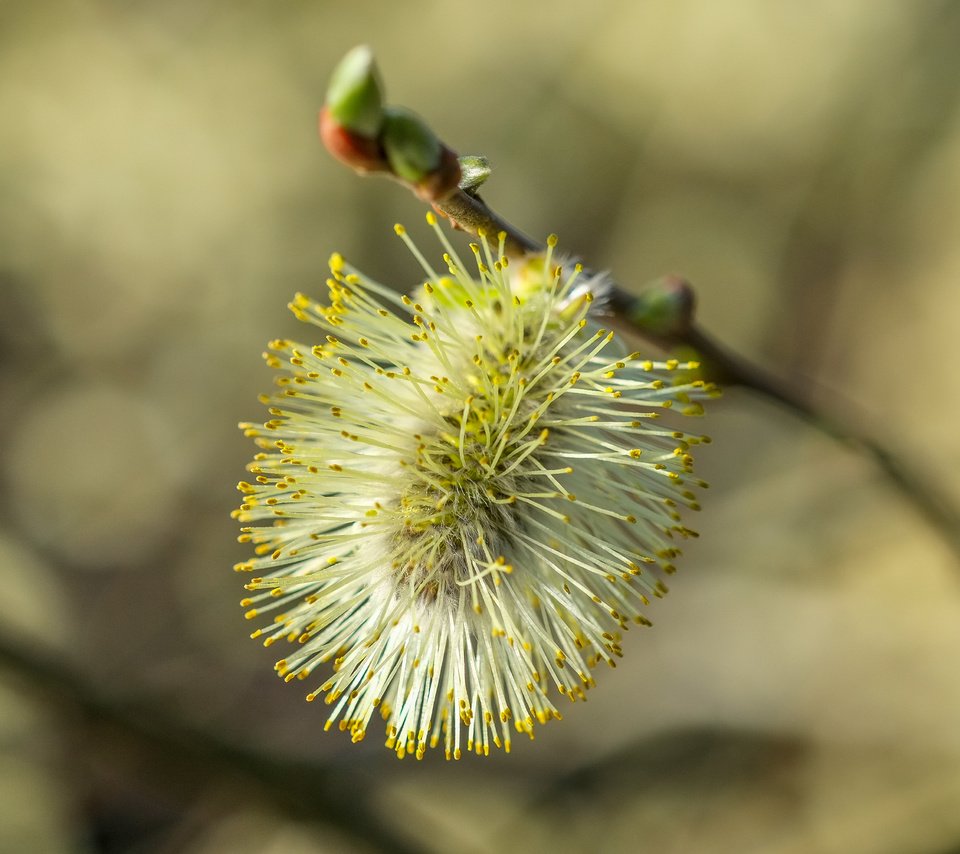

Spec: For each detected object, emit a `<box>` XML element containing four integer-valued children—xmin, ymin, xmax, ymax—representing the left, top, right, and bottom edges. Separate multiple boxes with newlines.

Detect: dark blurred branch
<box><xmin>524</xmin><ymin>726</ymin><xmax>808</xmax><ymax>812</ymax></box>
<box><xmin>0</xmin><ymin>631</ymin><xmax>425</xmax><ymax>854</ymax></box>
<box><xmin>667</xmin><ymin>321</ymin><xmax>960</xmax><ymax>560</ymax></box>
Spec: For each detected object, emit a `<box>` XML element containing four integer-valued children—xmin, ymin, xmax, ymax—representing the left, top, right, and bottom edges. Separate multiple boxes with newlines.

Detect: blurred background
<box><xmin>1</xmin><ymin>1</ymin><xmax>959</xmax><ymax>852</ymax></box>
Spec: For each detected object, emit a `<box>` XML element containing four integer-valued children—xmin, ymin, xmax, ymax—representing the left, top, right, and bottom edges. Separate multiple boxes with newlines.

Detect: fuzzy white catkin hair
<box><xmin>234</xmin><ymin>217</ymin><xmax>713</xmax><ymax>759</ymax></box>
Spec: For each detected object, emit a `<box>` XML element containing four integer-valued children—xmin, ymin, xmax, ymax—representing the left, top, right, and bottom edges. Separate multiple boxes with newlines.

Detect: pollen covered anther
<box><xmin>236</xmin><ymin>220</ymin><xmax>710</xmax><ymax>758</ymax></box>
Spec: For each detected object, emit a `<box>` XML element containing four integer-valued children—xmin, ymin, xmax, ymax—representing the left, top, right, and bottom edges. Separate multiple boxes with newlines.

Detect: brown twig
<box><xmin>432</xmin><ymin>188</ymin><xmax>541</xmax><ymax>257</ymax></box>
<box><xmin>0</xmin><ymin>631</ymin><xmax>425</xmax><ymax>854</ymax></box>
<box><xmin>322</xmin><ymin>86</ymin><xmax>960</xmax><ymax>561</ymax></box>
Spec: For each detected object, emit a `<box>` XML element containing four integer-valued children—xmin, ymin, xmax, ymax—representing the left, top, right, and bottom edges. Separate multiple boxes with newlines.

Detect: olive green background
<box><xmin>1</xmin><ymin>1</ymin><xmax>959</xmax><ymax>852</ymax></box>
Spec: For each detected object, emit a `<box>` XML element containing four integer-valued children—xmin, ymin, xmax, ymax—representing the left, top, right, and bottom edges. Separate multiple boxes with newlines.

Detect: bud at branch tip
<box><xmin>321</xmin><ymin>47</ymin><xmax>461</xmax><ymax>196</ymax></box>
<box><xmin>325</xmin><ymin>45</ymin><xmax>384</xmax><ymax>137</ymax></box>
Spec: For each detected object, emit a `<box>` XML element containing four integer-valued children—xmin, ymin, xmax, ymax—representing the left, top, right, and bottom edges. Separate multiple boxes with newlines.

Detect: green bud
<box><xmin>627</xmin><ymin>276</ymin><xmax>695</xmax><ymax>336</ymax></box>
<box><xmin>326</xmin><ymin>45</ymin><xmax>384</xmax><ymax>138</ymax></box>
<box><xmin>381</xmin><ymin>107</ymin><xmax>442</xmax><ymax>183</ymax></box>
<box><xmin>458</xmin><ymin>155</ymin><xmax>492</xmax><ymax>194</ymax></box>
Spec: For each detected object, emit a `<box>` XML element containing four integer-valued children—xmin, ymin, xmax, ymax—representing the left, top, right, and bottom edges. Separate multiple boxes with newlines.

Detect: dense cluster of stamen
<box><xmin>234</xmin><ymin>215</ymin><xmax>715</xmax><ymax>758</ymax></box>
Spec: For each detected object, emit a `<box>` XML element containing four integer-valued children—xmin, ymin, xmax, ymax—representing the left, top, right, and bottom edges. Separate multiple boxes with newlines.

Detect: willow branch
<box><xmin>0</xmin><ymin>631</ymin><xmax>423</xmax><ymax>854</ymax></box>
<box><xmin>432</xmin><ymin>188</ymin><xmax>541</xmax><ymax>256</ymax></box>
<box><xmin>319</xmin><ymin>47</ymin><xmax>960</xmax><ymax>561</ymax></box>
<box><xmin>440</xmin><ymin>188</ymin><xmax>960</xmax><ymax>560</ymax></box>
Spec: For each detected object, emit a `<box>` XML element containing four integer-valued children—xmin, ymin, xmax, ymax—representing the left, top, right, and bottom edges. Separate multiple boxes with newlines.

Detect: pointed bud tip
<box><xmin>458</xmin><ymin>155</ymin><xmax>491</xmax><ymax>193</ymax></box>
<box><xmin>325</xmin><ymin>45</ymin><xmax>384</xmax><ymax>138</ymax></box>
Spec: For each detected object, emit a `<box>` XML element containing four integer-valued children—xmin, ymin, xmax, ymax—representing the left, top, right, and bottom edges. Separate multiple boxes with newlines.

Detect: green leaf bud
<box><xmin>627</xmin><ymin>276</ymin><xmax>695</xmax><ymax>337</ymax></box>
<box><xmin>458</xmin><ymin>155</ymin><xmax>492</xmax><ymax>194</ymax></box>
<box><xmin>381</xmin><ymin>106</ymin><xmax>442</xmax><ymax>184</ymax></box>
<box><xmin>325</xmin><ymin>45</ymin><xmax>384</xmax><ymax>138</ymax></box>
